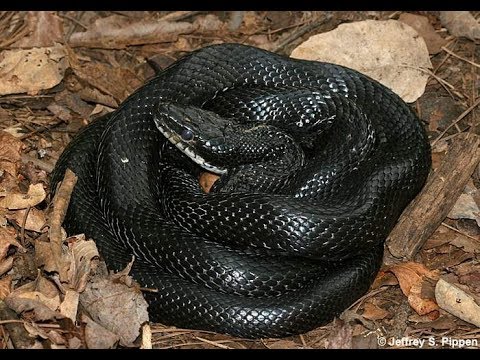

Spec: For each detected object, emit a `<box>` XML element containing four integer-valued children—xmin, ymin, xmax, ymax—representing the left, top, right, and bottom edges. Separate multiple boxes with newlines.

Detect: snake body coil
<box><xmin>51</xmin><ymin>44</ymin><xmax>431</xmax><ymax>338</ymax></box>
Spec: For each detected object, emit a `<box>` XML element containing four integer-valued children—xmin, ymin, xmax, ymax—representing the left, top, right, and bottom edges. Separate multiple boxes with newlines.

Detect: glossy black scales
<box><xmin>51</xmin><ymin>43</ymin><xmax>431</xmax><ymax>338</ymax></box>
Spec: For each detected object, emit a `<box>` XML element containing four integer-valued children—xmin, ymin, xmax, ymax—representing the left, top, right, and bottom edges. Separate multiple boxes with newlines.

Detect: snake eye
<box><xmin>180</xmin><ymin>129</ymin><xmax>194</xmax><ymax>141</ymax></box>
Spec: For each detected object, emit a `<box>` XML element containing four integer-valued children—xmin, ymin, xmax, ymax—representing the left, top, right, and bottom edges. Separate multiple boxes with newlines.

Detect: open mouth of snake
<box><xmin>155</xmin><ymin>122</ymin><xmax>227</xmax><ymax>175</ymax></box>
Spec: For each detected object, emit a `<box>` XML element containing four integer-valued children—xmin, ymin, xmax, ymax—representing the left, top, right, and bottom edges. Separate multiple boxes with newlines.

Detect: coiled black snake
<box><xmin>51</xmin><ymin>43</ymin><xmax>431</xmax><ymax>338</ymax></box>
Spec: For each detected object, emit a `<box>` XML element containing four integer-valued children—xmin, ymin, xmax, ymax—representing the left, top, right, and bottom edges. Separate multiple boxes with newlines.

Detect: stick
<box><xmin>386</xmin><ymin>133</ymin><xmax>480</xmax><ymax>259</ymax></box>
<box><xmin>48</xmin><ymin>168</ymin><xmax>78</xmax><ymax>281</ymax></box>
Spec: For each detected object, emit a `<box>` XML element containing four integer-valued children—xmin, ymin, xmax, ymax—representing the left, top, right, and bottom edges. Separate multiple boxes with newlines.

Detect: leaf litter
<box><xmin>0</xmin><ymin>10</ymin><xmax>479</xmax><ymax>349</ymax></box>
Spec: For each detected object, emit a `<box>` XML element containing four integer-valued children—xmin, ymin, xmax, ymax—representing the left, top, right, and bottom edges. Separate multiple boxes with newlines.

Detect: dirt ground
<box><xmin>0</xmin><ymin>11</ymin><xmax>479</xmax><ymax>349</ymax></box>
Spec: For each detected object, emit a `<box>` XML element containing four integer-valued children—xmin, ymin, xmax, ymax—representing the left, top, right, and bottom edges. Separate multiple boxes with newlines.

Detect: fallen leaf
<box><xmin>291</xmin><ymin>20</ymin><xmax>432</xmax><ymax>102</ymax></box>
<box><xmin>267</xmin><ymin>340</ymin><xmax>302</xmax><ymax>349</ymax></box>
<box><xmin>11</xmin><ymin>11</ymin><xmax>64</xmax><ymax>48</ymax></box>
<box><xmin>0</xmin><ymin>275</ymin><xmax>12</xmax><ymax>299</ymax></box>
<box><xmin>0</xmin><ymin>130</ymin><xmax>23</xmax><ymax>179</ymax></box>
<box><xmin>67</xmin><ymin>236</ymin><xmax>99</xmax><ymax>292</ymax></box>
<box><xmin>398</xmin><ymin>13</ymin><xmax>447</xmax><ymax>54</ymax></box>
<box><xmin>79</xmin><ymin>273</ymin><xmax>149</xmax><ymax>347</ymax></box>
<box><xmin>0</xmin><ymin>44</ymin><xmax>68</xmax><ymax>96</ymax></box>
<box><xmin>0</xmin><ymin>226</ymin><xmax>23</xmax><ymax>259</ymax></box>
<box><xmin>5</xmin><ymin>272</ymin><xmax>63</xmax><ymax>321</ymax></box>
<box><xmin>439</xmin><ymin>11</ymin><xmax>480</xmax><ymax>41</ymax></box>
<box><xmin>385</xmin><ymin>262</ymin><xmax>440</xmax><ymax>316</ymax></box>
<box><xmin>199</xmin><ymin>172</ymin><xmax>220</xmax><ymax>193</ymax></box>
<box><xmin>326</xmin><ymin>321</ymin><xmax>353</xmax><ymax>349</ymax></box>
<box><xmin>0</xmin><ymin>183</ymin><xmax>46</xmax><ymax>210</ymax></box>
<box><xmin>58</xmin><ymin>289</ymin><xmax>79</xmax><ymax>323</ymax></box>
<box><xmin>448</xmin><ymin>193</ymin><xmax>480</xmax><ymax>227</ymax></box>
<box><xmin>6</xmin><ymin>207</ymin><xmax>46</xmax><ymax>232</ymax></box>
<box><xmin>435</xmin><ymin>278</ymin><xmax>480</xmax><ymax>327</ymax></box>
<box><xmin>362</xmin><ymin>302</ymin><xmax>390</xmax><ymax>320</ymax></box>
<box><xmin>23</xmin><ymin>322</ymin><xmax>66</xmax><ymax>346</ymax></box>
<box><xmin>194</xmin><ymin>14</ymin><xmax>225</xmax><ymax>32</ymax></box>
<box><xmin>82</xmin><ymin>313</ymin><xmax>120</xmax><ymax>349</ymax></box>
<box><xmin>69</xmin><ymin>15</ymin><xmax>196</xmax><ymax>49</ymax></box>
<box><xmin>34</xmin><ymin>239</ymin><xmax>70</xmax><ymax>278</ymax></box>
<box><xmin>371</xmin><ymin>269</ymin><xmax>399</xmax><ymax>289</ymax></box>
<box><xmin>77</xmin><ymin>64</ymin><xmax>142</xmax><ymax>103</ymax></box>
<box><xmin>449</xmin><ymin>235</ymin><xmax>480</xmax><ymax>254</ymax></box>
<box><xmin>0</xmin><ymin>256</ymin><xmax>14</xmax><ymax>276</ymax></box>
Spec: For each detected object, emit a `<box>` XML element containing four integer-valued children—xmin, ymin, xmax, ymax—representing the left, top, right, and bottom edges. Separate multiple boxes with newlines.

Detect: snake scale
<box><xmin>51</xmin><ymin>43</ymin><xmax>431</xmax><ymax>338</ymax></box>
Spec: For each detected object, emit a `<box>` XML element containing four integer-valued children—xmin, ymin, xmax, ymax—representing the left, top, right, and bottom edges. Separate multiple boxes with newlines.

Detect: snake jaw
<box><xmin>154</xmin><ymin>117</ymin><xmax>227</xmax><ymax>175</ymax></box>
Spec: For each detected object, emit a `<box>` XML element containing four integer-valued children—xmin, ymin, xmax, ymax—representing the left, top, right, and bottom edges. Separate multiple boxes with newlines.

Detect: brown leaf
<box><xmin>0</xmin><ymin>275</ymin><xmax>12</xmax><ymax>299</ymax></box>
<box><xmin>34</xmin><ymin>239</ymin><xmax>70</xmax><ymax>278</ymax></box>
<box><xmin>385</xmin><ymin>262</ymin><xmax>440</xmax><ymax>316</ymax></box>
<box><xmin>67</xmin><ymin>236</ymin><xmax>99</xmax><ymax>292</ymax></box>
<box><xmin>448</xmin><ymin>193</ymin><xmax>480</xmax><ymax>226</ymax></box>
<box><xmin>435</xmin><ymin>278</ymin><xmax>480</xmax><ymax>327</ymax></box>
<box><xmin>0</xmin><ymin>256</ymin><xmax>14</xmax><ymax>277</ymax></box>
<box><xmin>268</xmin><ymin>340</ymin><xmax>303</xmax><ymax>349</ymax></box>
<box><xmin>70</xmin><ymin>61</ymin><xmax>142</xmax><ymax>104</ymax></box>
<box><xmin>0</xmin><ymin>226</ymin><xmax>23</xmax><ymax>259</ymax></box>
<box><xmin>326</xmin><ymin>321</ymin><xmax>353</xmax><ymax>349</ymax></box>
<box><xmin>362</xmin><ymin>302</ymin><xmax>390</xmax><ymax>320</ymax></box>
<box><xmin>371</xmin><ymin>269</ymin><xmax>399</xmax><ymax>289</ymax></box>
<box><xmin>5</xmin><ymin>272</ymin><xmax>62</xmax><ymax>321</ymax></box>
<box><xmin>199</xmin><ymin>172</ymin><xmax>220</xmax><ymax>193</ymax></box>
<box><xmin>79</xmin><ymin>273</ymin><xmax>149</xmax><ymax>347</ymax></box>
<box><xmin>6</xmin><ymin>207</ymin><xmax>46</xmax><ymax>232</ymax></box>
<box><xmin>11</xmin><ymin>12</ymin><xmax>64</xmax><ymax>48</ymax></box>
<box><xmin>82</xmin><ymin>313</ymin><xmax>120</xmax><ymax>349</ymax></box>
<box><xmin>439</xmin><ymin>11</ymin><xmax>480</xmax><ymax>41</ymax></box>
<box><xmin>0</xmin><ymin>44</ymin><xmax>67</xmax><ymax>96</ymax></box>
<box><xmin>69</xmin><ymin>15</ymin><xmax>196</xmax><ymax>49</ymax></box>
<box><xmin>398</xmin><ymin>13</ymin><xmax>447</xmax><ymax>54</ymax></box>
<box><xmin>291</xmin><ymin>20</ymin><xmax>432</xmax><ymax>102</ymax></box>
<box><xmin>0</xmin><ymin>183</ymin><xmax>46</xmax><ymax>210</ymax></box>
<box><xmin>0</xmin><ymin>130</ymin><xmax>23</xmax><ymax>180</ymax></box>
<box><xmin>58</xmin><ymin>289</ymin><xmax>79</xmax><ymax>323</ymax></box>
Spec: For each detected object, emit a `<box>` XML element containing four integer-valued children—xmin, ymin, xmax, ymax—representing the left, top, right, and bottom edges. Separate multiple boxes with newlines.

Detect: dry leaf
<box><xmin>385</xmin><ymin>262</ymin><xmax>440</xmax><ymax>316</ymax></box>
<box><xmin>11</xmin><ymin>11</ymin><xmax>64</xmax><ymax>48</ymax></box>
<box><xmin>268</xmin><ymin>340</ymin><xmax>303</xmax><ymax>349</ymax></box>
<box><xmin>0</xmin><ymin>226</ymin><xmax>23</xmax><ymax>259</ymax></box>
<box><xmin>58</xmin><ymin>289</ymin><xmax>79</xmax><ymax>323</ymax></box>
<box><xmin>291</xmin><ymin>20</ymin><xmax>432</xmax><ymax>102</ymax></box>
<box><xmin>0</xmin><ymin>130</ymin><xmax>23</xmax><ymax>179</ymax></box>
<box><xmin>326</xmin><ymin>321</ymin><xmax>353</xmax><ymax>349</ymax></box>
<box><xmin>199</xmin><ymin>172</ymin><xmax>220</xmax><ymax>193</ymax></box>
<box><xmin>398</xmin><ymin>13</ymin><xmax>447</xmax><ymax>54</ymax></box>
<box><xmin>6</xmin><ymin>207</ymin><xmax>46</xmax><ymax>232</ymax></box>
<box><xmin>75</xmin><ymin>64</ymin><xmax>142</xmax><ymax>103</ymax></box>
<box><xmin>69</xmin><ymin>15</ymin><xmax>196</xmax><ymax>49</ymax></box>
<box><xmin>68</xmin><ymin>237</ymin><xmax>99</xmax><ymax>292</ymax></box>
<box><xmin>82</xmin><ymin>313</ymin><xmax>120</xmax><ymax>349</ymax></box>
<box><xmin>439</xmin><ymin>11</ymin><xmax>480</xmax><ymax>41</ymax></box>
<box><xmin>0</xmin><ymin>275</ymin><xmax>12</xmax><ymax>299</ymax></box>
<box><xmin>371</xmin><ymin>269</ymin><xmax>399</xmax><ymax>289</ymax></box>
<box><xmin>79</xmin><ymin>275</ymin><xmax>148</xmax><ymax>347</ymax></box>
<box><xmin>34</xmin><ymin>239</ymin><xmax>70</xmax><ymax>277</ymax></box>
<box><xmin>0</xmin><ymin>183</ymin><xmax>46</xmax><ymax>210</ymax></box>
<box><xmin>362</xmin><ymin>302</ymin><xmax>390</xmax><ymax>320</ymax></box>
<box><xmin>435</xmin><ymin>278</ymin><xmax>480</xmax><ymax>327</ymax></box>
<box><xmin>448</xmin><ymin>193</ymin><xmax>480</xmax><ymax>227</ymax></box>
<box><xmin>0</xmin><ymin>44</ymin><xmax>67</xmax><ymax>96</ymax></box>
<box><xmin>449</xmin><ymin>235</ymin><xmax>480</xmax><ymax>254</ymax></box>
<box><xmin>0</xmin><ymin>257</ymin><xmax>14</xmax><ymax>276</ymax></box>
<box><xmin>5</xmin><ymin>273</ymin><xmax>62</xmax><ymax>321</ymax></box>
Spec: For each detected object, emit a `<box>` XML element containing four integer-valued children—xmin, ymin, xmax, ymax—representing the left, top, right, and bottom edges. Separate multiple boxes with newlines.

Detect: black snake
<box><xmin>50</xmin><ymin>43</ymin><xmax>431</xmax><ymax>338</ymax></box>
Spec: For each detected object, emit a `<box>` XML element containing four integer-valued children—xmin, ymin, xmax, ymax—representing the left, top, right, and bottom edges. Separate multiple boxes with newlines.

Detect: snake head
<box><xmin>154</xmin><ymin>102</ymin><xmax>236</xmax><ymax>174</ymax></box>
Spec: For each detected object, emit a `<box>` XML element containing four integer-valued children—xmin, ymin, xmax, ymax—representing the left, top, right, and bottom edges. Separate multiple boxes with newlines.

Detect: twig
<box><xmin>440</xmin><ymin>222</ymin><xmax>480</xmax><ymax>242</ymax></box>
<box><xmin>431</xmin><ymin>98</ymin><xmax>480</xmax><ymax>146</ymax></box>
<box><xmin>387</xmin><ymin>133</ymin><xmax>480</xmax><ymax>259</ymax></box>
<box><xmin>20</xmin><ymin>206</ymin><xmax>31</xmax><ymax>246</ymax></box>
<box><xmin>441</xmin><ymin>46</ymin><xmax>480</xmax><ymax>69</ymax></box>
<box><xmin>193</xmin><ymin>336</ymin><xmax>233</xmax><ymax>349</ymax></box>
<box><xmin>21</xmin><ymin>154</ymin><xmax>55</xmax><ymax>173</ymax></box>
<box><xmin>272</xmin><ymin>14</ymin><xmax>332</xmax><ymax>53</ymax></box>
<box><xmin>59</xmin><ymin>13</ymin><xmax>88</xmax><ymax>30</ymax></box>
<box><xmin>48</xmin><ymin>168</ymin><xmax>78</xmax><ymax>282</ymax></box>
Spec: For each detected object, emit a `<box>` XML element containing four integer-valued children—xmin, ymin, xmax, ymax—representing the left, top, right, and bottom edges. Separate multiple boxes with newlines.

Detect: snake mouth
<box><xmin>154</xmin><ymin>120</ymin><xmax>227</xmax><ymax>175</ymax></box>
